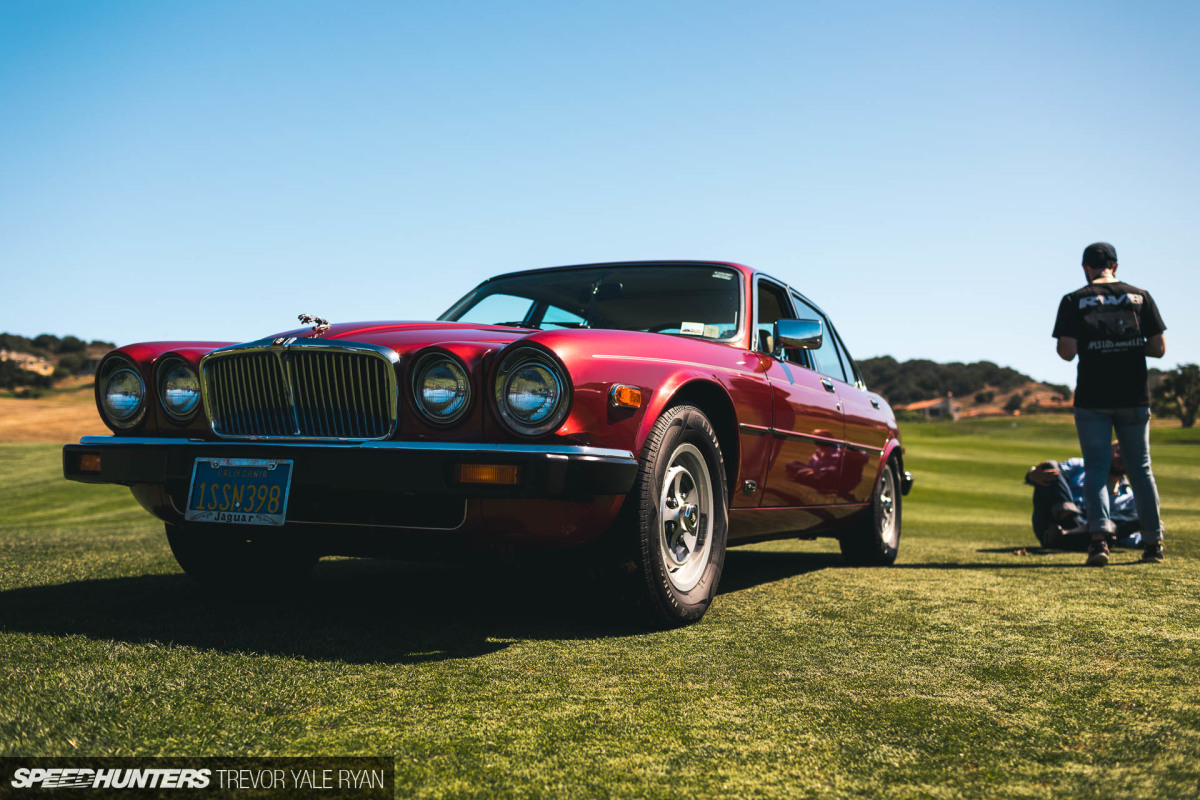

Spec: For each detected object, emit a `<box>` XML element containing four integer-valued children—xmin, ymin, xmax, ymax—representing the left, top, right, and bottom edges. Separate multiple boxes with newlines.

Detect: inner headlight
<box><xmin>413</xmin><ymin>354</ymin><xmax>471</xmax><ymax>423</ymax></box>
<box><xmin>159</xmin><ymin>360</ymin><xmax>201</xmax><ymax>420</ymax></box>
<box><xmin>99</xmin><ymin>359</ymin><xmax>146</xmax><ymax>429</ymax></box>
<box><xmin>494</xmin><ymin>348</ymin><xmax>569</xmax><ymax>436</ymax></box>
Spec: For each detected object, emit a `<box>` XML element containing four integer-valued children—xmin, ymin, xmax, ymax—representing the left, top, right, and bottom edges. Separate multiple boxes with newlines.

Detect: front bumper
<box><xmin>64</xmin><ymin>437</ymin><xmax>639</xmax><ymax>499</ymax></box>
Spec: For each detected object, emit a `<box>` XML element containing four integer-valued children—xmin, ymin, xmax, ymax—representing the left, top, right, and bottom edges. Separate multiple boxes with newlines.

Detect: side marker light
<box><xmin>610</xmin><ymin>385</ymin><xmax>643</xmax><ymax>409</ymax></box>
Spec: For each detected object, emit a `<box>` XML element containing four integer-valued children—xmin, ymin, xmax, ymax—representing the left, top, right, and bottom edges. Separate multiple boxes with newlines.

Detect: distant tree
<box><xmin>858</xmin><ymin>356</ymin><xmax>1038</xmax><ymax>406</ymax></box>
<box><xmin>31</xmin><ymin>334</ymin><xmax>60</xmax><ymax>353</ymax></box>
<box><xmin>0</xmin><ymin>360</ymin><xmax>23</xmax><ymax>390</ymax></box>
<box><xmin>57</xmin><ymin>352</ymin><xmax>86</xmax><ymax>374</ymax></box>
<box><xmin>89</xmin><ymin>339</ymin><xmax>116</xmax><ymax>350</ymax></box>
<box><xmin>57</xmin><ymin>335</ymin><xmax>87</xmax><ymax>353</ymax></box>
<box><xmin>0</xmin><ymin>360</ymin><xmax>52</xmax><ymax>393</ymax></box>
<box><xmin>974</xmin><ymin>390</ymin><xmax>995</xmax><ymax>404</ymax></box>
<box><xmin>0</xmin><ymin>333</ymin><xmax>35</xmax><ymax>352</ymax></box>
<box><xmin>1004</xmin><ymin>394</ymin><xmax>1024</xmax><ymax>414</ymax></box>
<box><xmin>1151</xmin><ymin>364</ymin><xmax>1200</xmax><ymax>428</ymax></box>
<box><xmin>1047</xmin><ymin>383</ymin><xmax>1072</xmax><ymax>401</ymax></box>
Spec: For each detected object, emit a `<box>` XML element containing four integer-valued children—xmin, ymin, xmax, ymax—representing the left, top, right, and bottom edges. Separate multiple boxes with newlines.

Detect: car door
<box><xmin>756</xmin><ymin>279</ymin><xmax>846</xmax><ymax>507</ymax></box>
<box><xmin>790</xmin><ymin>292</ymin><xmax>888</xmax><ymax>504</ymax></box>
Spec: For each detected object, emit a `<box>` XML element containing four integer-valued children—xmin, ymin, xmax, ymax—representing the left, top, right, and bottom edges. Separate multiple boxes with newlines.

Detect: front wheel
<box><xmin>627</xmin><ymin>405</ymin><xmax>729</xmax><ymax>627</ymax></box>
<box><xmin>838</xmin><ymin>459</ymin><xmax>901</xmax><ymax>566</ymax></box>
<box><xmin>166</xmin><ymin>522</ymin><xmax>318</xmax><ymax>594</ymax></box>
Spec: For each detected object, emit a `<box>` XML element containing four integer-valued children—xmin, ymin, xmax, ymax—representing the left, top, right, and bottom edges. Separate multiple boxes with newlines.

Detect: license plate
<box><xmin>185</xmin><ymin>458</ymin><xmax>294</xmax><ymax>526</ymax></box>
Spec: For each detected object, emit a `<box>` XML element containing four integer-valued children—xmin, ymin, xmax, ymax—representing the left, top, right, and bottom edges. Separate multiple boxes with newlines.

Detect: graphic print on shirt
<box><xmin>1079</xmin><ymin>294</ymin><xmax>1145</xmax><ymax>353</ymax></box>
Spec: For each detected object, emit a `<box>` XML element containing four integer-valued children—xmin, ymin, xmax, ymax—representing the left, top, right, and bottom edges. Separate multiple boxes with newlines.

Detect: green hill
<box><xmin>859</xmin><ymin>356</ymin><xmax>1072</xmax><ymax>407</ymax></box>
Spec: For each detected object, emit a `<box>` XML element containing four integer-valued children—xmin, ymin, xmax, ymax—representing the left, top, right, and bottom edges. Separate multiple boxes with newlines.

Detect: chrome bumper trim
<box><xmin>76</xmin><ymin>436</ymin><xmax>635</xmax><ymax>461</ymax></box>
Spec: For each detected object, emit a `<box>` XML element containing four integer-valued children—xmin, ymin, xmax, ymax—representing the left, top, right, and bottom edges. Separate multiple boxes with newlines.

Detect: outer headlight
<box><xmin>494</xmin><ymin>348</ymin><xmax>569</xmax><ymax>436</ymax></box>
<box><xmin>98</xmin><ymin>357</ymin><xmax>146</xmax><ymax>430</ymax></box>
<box><xmin>158</xmin><ymin>359</ymin><xmax>201</xmax><ymax>421</ymax></box>
<box><xmin>412</xmin><ymin>354</ymin><xmax>471</xmax><ymax>424</ymax></box>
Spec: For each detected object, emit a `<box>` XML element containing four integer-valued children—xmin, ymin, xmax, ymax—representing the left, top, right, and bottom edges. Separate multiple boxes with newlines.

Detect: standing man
<box><xmin>1053</xmin><ymin>242</ymin><xmax>1167</xmax><ymax>566</ymax></box>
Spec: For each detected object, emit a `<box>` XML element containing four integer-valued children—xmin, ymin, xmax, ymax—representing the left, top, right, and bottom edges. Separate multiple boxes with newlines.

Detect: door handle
<box><xmin>820</xmin><ymin>378</ymin><xmax>835</xmax><ymax>393</ymax></box>
<box><xmin>870</xmin><ymin>398</ymin><xmax>880</xmax><ymax>409</ymax></box>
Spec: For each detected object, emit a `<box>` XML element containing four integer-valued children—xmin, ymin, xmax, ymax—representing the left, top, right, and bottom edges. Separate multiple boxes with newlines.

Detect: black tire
<box><xmin>627</xmin><ymin>405</ymin><xmax>729</xmax><ymax>627</ymax></box>
<box><xmin>838</xmin><ymin>459</ymin><xmax>901</xmax><ymax>566</ymax></box>
<box><xmin>166</xmin><ymin>522</ymin><xmax>318</xmax><ymax>594</ymax></box>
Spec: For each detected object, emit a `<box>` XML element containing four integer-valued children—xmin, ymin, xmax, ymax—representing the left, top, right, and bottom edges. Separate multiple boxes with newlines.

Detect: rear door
<box><xmin>757</xmin><ymin>279</ymin><xmax>845</xmax><ymax>507</ymax></box>
<box><xmin>791</xmin><ymin>292</ymin><xmax>889</xmax><ymax>504</ymax></box>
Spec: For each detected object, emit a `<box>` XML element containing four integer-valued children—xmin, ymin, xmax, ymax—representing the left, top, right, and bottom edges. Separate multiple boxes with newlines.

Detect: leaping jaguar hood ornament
<box><xmin>298</xmin><ymin>313</ymin><xmax>331</xmax><ymax>336</ymax></box>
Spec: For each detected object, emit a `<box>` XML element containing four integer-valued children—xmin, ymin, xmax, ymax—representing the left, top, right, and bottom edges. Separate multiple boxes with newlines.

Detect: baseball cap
<box><xmin>1082</xmin><ymin>242</ymin><xmax>1118</xmax><ymax>269</ymax></box>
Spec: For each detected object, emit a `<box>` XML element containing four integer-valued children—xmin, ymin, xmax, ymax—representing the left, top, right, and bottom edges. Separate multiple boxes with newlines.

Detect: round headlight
<box><xmin>99</xmin><ymin>361</ymin><xmax>146</xmax><ymax>429</ymax></box>
<box><xmin>494</xmin><ymin>348</ymin><xmax>569</xmax><ymax>436</ymax></box>
<box><xmin>159</xmin><ymin>360</ymin><xmax>201</xmax><ymax>420</ymax></box>
<box><xmin>412</xmin><ymin>355</ymin><xmax>471</xmax><ymax>423</ymax></box>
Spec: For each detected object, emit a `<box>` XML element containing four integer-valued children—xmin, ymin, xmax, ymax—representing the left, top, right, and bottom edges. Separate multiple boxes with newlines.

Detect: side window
<box><xmin>829</xmin><ymin>327</ymin><xmax>862</xmax><ymax>388</ymax></box>
<box><xmin>756</xmin><ymin>280</ymin><xmax>794</xmax><ymax>357</ymax></box>
<box><xmin>791</xmin><ymin>293</ymin><xmax>848</xmax><ymax>382</ymax></box>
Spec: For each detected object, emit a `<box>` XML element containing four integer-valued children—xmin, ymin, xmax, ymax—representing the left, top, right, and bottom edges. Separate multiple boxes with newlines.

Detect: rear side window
<box><xmin>829</xmin><ymin>328</ymin><xmax>863</xmax><ymax>388</ymax></box>
<box><xmin>790</xmin><ymin>293</ymin><xmax>847</xmax><ymax>383</ymax></box>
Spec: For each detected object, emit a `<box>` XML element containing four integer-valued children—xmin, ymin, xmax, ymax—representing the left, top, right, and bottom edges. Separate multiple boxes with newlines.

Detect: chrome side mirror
<box><xmin>775</xmin><ymin>318</ymin><xmax>823</xmax><ymax>350</ymax></box>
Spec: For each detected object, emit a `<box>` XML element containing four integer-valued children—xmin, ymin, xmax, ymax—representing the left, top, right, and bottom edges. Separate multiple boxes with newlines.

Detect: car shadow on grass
<box><xmin>887</xmin><ymin>545</ymin><xmax>1151</xmax><ymax>568</ymax></box>
<box><xmin>0</xmin><ymin>559</ymin><xmax>635</xmax><ymax>665</ymax></box>
<box><xmin>717</xmin><ymin>549</ymin><xmax>842</xmax><ymax>593</ymax></box>
<box><xmin>0</xmin><ymin>548</ymin><xmax>848</xmax><ymax>664</ymax></box>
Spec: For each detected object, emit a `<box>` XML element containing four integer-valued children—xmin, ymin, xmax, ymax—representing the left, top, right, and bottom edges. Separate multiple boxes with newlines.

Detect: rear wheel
<box><xmin>166</xmin><ymin>522</ymin><xmax>318</xmax><ymax>594</ymax></box>
<box><xmin>627</xmin><ymin>405</ymin><xmax>729</xmax><ymax>627</ymax></box>
<box><xmin>838</xmin><ymin>459</ymin><xmax>901</xmax><ymax>566</ymax></box>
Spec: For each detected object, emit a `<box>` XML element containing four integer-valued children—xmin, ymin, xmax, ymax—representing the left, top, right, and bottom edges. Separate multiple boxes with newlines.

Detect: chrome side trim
<box><xmin>75</xmin><ymin>436</ymin><xmax>635</xmax><ymax>460</ymax></box>
<box><xmin>773</xmin><ymin>427</ymin><xmax>843</xmax><ymax>447</ymax></box>
<box><xmin>737</xmin><ymin>423</ymin><xmax>884</xmax><ymax>453</ymax></box>
<box><xmin>737</xmin><ymin>423</ymin><xmax>771</xmax><ymax>436</ymax></box>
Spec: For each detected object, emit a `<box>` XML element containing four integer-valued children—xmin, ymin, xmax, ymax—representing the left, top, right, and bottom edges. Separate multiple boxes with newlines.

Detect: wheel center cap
<box><xmin>680</xmin><ymin>504</ymin><xmax>699</xmax><ymax>532</ymax></box>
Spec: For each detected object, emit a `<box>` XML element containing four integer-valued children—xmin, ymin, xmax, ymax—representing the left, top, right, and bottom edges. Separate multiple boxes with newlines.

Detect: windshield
<box><xmin>440</xmin><ymin>265</ymin><xmax>742</xmax><ymax>340</ymax></box>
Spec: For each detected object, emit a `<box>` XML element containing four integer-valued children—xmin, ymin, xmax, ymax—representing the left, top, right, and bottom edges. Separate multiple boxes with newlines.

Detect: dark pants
<box><xmin>1031</xmin><ymin>473</ymin><xmax>1138</xmax><ymax>551</ymax></box>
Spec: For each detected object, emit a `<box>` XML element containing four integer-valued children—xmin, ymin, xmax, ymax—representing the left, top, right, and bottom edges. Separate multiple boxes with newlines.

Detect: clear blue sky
<box><xmin>3</xmin><ymin>0</ymin><xmax>1196</xmax><ymax>387</ymax></box>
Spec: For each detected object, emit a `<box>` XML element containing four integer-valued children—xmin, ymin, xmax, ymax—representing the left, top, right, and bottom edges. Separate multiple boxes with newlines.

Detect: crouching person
<box><xmin>1025</xmin><ymin>442</ymin><xmax>1142</xmax><ymax>551</ymax></box>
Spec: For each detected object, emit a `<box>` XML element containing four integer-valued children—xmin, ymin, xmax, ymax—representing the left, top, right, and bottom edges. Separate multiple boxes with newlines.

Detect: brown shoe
<box><xmin>1086</xmin><ymin>539</ymin><xmax>1110</xmax><ymax>567</ymax></box>
<box><xmin>1141</xmin><ymin>540</ymin><xmax>1164</xmax><ymax>563</ymax></box>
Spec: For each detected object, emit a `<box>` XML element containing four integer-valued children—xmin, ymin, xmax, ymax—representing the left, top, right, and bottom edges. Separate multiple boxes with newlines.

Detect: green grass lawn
<box><xmin>2</xmin><ymin>417</ymin><xmax>1199</xmax><ymax>798</ymax></box>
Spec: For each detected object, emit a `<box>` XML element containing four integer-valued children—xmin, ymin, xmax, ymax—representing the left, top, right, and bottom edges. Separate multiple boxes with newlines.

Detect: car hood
<box><xmin>267</xmin><ymin>321</ymin><xmax>532</xmax><ymax>355</ymax></box>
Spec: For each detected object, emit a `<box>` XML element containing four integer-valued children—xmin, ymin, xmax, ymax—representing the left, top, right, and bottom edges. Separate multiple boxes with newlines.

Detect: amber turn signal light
<box><xmin>77</xmin><ymin>453</ymin><xmax>102</xmax><ymax>473</ymax></box>
<box><xmin>455</xmin><ymin>463</ymin><xmax>522</xmax><ymax>486</ymax></box>
<box><xmin>609</xmin><ymin>384</ymin><xmax>642</xmax><ymax>409</ymax></box>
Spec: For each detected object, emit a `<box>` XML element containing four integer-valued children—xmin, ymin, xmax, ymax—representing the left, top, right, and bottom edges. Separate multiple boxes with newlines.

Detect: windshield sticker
<box><xmin>712</xmin><ymin>271</ymin><xmax>733</xmax><ymax>280</ymax></box>
<box><xmin>680</xmin><ymin>322</ymin><xmax>705</xmax><ymax>335</ymax></box>
<box><xmin>703</xmin><ymin>324</ymin><xmax>721</xmax><ymax>338</ymax></box>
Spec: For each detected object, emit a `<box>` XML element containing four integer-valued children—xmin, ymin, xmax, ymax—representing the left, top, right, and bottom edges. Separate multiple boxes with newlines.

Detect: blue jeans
<box><xmin>1073</xmin><ymin>406</ymin><xmax>1163</xmax><ymax>542</ymax></box>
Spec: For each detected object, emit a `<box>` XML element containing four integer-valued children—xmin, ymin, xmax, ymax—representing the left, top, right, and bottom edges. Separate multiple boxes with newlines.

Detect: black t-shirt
<box><xmin>1053</xmin><ymin>281</ymin><xmax>1166</xmax><ymax>408</ymax></box>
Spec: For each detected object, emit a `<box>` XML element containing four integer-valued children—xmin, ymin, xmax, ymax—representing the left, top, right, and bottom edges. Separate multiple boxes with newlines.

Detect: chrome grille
<box><xmin>289</xmin><ymin>349</ymin><xmax>393</xmax><ymax>439</ymax></box>
<box><xmin>202</xmin><ymin>343</ymin><xmax>397</xmax><ymax>440</ymax></box>
<box><xmin>205</xmin><ymin>352</ymin><xmax>292</xmax><ymax>437</ymax></box>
